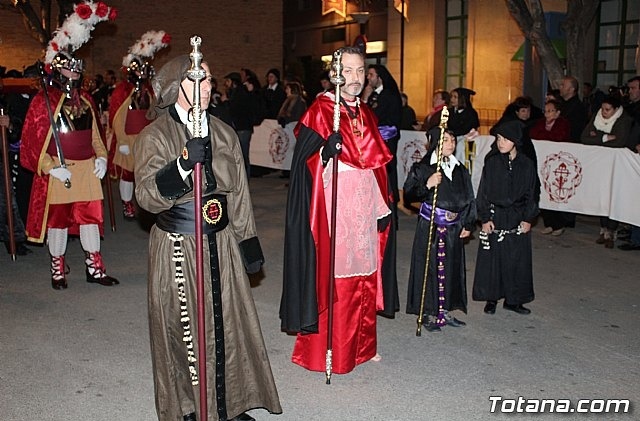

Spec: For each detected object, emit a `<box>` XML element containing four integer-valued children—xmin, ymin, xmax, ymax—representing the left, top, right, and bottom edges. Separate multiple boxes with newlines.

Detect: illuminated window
<box><xmin>595</xmin><ymin>0</ymin><xmax>639</xmax><ymax>88</ymax></box>
<box><xmin>445</xmin><ymin>0</ymin><xmax>468</xmax><ymax>89</ymax></box>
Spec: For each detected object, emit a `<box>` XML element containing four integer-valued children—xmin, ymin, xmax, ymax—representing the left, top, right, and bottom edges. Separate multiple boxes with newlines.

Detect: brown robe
<box><xmin>134</xmin><ymin>110</ymin><xmax>281</xmax><ymax>421</ymax></box>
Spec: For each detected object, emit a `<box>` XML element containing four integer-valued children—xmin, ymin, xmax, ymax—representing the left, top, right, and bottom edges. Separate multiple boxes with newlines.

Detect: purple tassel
<box><xmin>436</xmin><ymin>227</ymin><xmax>447</xmax><ymax>326</ymax></box>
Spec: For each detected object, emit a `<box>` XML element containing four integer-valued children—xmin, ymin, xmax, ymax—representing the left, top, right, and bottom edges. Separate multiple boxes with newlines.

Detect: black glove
<box><xmin>178</xmin><ymin>137</ymin><xmax>208</xmax><ymax>171</ymax></box>
<box><xmin>321</xmin><ymin>133</ymin><xmax>343</xmax><ymax>166</ymax></box>
<box><xmin>277</xmin><ymin>116</ymin><xmax>287</xmax><ymax>128</ymax></box>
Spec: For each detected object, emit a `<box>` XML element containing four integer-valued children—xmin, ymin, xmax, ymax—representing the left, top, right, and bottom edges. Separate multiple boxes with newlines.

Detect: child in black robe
<box><xmin>472</xmin><ymin>120</ymin><xmax>539</xmax><ymax>315</ymax></box>
<box><xmin>404</xmin><ymin>128</ymin><xmax>476</xmax><ymax>332</ymax></box>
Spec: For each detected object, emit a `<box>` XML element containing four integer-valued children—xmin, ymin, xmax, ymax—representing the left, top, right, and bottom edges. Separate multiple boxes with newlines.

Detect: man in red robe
<box><xmin>280</xmin><ymin>46</ymin><xmax>398</xmax><ymax>375</ymax></box>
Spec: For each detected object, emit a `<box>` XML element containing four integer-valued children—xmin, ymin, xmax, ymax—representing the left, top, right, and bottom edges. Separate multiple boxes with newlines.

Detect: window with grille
<box><xmin>595</xmin><ymin>0</ymin><xmax>639</xmax><ymax>89</ymax></box>
<box><xmin>445</xmin><ymin>0</ymin><xmax>468</xmax><ymax>89</ymax></box>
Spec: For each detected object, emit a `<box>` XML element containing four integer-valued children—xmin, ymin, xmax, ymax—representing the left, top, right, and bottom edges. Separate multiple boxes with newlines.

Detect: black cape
<box><xmin>279</xmin><ymin>125</ymin><xmax>399</xmax><ymax>334</ymax></box>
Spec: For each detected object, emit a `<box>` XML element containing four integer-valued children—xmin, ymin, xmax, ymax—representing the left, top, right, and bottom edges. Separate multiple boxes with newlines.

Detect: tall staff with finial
<box><xmin>325</xmin><ymin>48</ymin><xmax>345</xmax><ymax>385</ymax></box>
<box><xmin>186</xmin><ymin>35</ymin><xmax>208</xmax><ymax>420</ymax></box>
<box><xmin>416</xmin><ymin>106</ymin><xmax>449</xmax><ymax>336</ymax></box>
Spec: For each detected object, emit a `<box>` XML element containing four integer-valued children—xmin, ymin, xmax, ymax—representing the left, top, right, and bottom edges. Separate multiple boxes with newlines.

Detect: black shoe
<box><xmin>446</xmin><ymin>317</ymin><xmax>466</xmax><ymax>327</ymax></box>
<box><xmin>422</xmin><ymin>320</ymin><xmax>441</xmax><ymax>332</ymax></box>
<box><xmin>503</xmin><ymin>302</ymin><xmax>531</xmax><ymax>315</ymax></box>
<box><xmin>183</xmin><ymin>413</ymin><xmax>196</xmax><ymax>421</ymax></box>
<box><xmin>231</xmin><ymin>413</ymin><xmax>256</xmax><ymax>421</ymax></box>
<box><xmin>618</xmin><ymin>243</ymin><xmax>640</xmax><ymax>251</ymax></box>
<box><xmin>86</xmin><ymin>269</ymin><xmax>119</xmax><ymax>286</ymax></box>
<box><xmin>484</xmin><ymin>301</ymin><xmax>497</xmax><ymax>314</ymax></box>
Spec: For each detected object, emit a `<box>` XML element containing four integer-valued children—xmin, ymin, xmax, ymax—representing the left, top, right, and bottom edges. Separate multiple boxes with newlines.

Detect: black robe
<box><xmin>472</xmin><ymin>151</ymin><xmax>539</xmax><ymax>305</ymax></box>
<box><xmin>404</xmin><ymin>154</ymin><xmax>476</xmax><ymax>316</ymax></box>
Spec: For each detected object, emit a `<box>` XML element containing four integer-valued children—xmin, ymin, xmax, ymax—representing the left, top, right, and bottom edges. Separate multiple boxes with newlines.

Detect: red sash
<box><xmin>125</xmin><ymin>109</ymin><xmax>151</xmax><ymax>135</ymax></box>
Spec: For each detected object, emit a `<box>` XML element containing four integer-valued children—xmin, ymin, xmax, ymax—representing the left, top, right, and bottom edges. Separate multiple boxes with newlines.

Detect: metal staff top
<box><xmin>187</xmin><ymin>36</ymin><xmax>206</xmax><ymax>137</ymax></box>
<box><xmin>330</xmin><ymin>49</ymin><xmax>345</xmax><ymax>133</ymax></box>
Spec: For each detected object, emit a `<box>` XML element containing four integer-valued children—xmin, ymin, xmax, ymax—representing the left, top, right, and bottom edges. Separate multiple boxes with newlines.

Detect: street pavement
<box><xmin>1</xmin><ymin>173</ymin><xmax>638</xmax><ymax>421</ymax></box>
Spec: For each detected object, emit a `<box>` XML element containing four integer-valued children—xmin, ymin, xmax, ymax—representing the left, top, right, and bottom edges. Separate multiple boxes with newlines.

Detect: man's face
<box><xmin>339</xmin><ymin>52</ymin><xmax>365</xmax><ymax>100</ymax></box>
<box><xmin>366</xmin><ymin>68</ymin><xmax>381</xmax><ymax>89</ymax></box>
<box><xmin>178</xmin><ymin>62</ymin><xmax>212</xmax><ymax>111</ymax></box>
<box><xmin>560</xmin><ymin>79</ymin><xmax>574</xmax><ymax>99</ymax></box>
<box><xmin>628</xmin><ymin>80</ymin><xmax>640</xmax><ymax>102</ymax></box>
<box><xmin>267</xmin><ymin>73</ymin><xmax>278</xmax><ymax>86</ymax></box>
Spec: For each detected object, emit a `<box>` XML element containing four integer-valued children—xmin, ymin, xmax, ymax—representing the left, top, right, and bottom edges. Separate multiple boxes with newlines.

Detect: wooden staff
<box><xmin>187</xmin><ymin>35</ymin><xmax>207</xmax><ymax>420</ymax></box>
<box><xmin>0</xmin><ymin>108</ymin><xmax>16</xmax><ymax>260</ymax></box>
<box><xmin>416</xmin><ymin>106</ymin><xmax>449</xmax><ymax>336</ymax></box>
<box><xmin>325</xmin><ymin>48</ymin><xmax>345</xmax><ymax>385</ymax></box>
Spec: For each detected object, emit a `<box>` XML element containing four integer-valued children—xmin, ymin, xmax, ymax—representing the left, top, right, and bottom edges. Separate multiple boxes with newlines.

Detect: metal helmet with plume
<box><xmin>44</xmin><ymin>1</ymin><xmax>117</xmax><ymax>93</ymax></box>
<box><xmin>122</xmin><ymin>30</ymin><xmax>171</xmax><ymax>83</ymax></box>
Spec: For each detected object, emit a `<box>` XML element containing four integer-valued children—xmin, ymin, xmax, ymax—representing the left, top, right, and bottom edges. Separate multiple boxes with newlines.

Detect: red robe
<box><xmin>21</xmin><ymin>87</ymin><xmax>106</xmax><ymax>243</ymax></box>
<box><xmin>281</xmin><ymin>94</ymin><xmax>396</xmax><ymax>374</ymax></box>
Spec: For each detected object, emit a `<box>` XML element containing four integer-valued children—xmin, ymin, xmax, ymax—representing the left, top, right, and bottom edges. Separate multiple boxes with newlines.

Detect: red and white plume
<box><xmin>122</xmin><ymin>30</ymin><xmax>172</xmax><ymax>67</ymax></box>
<box><xmin>44</xmin><ymin>1</ymin><xmax>118</xmax><ymax>64</ymax></box>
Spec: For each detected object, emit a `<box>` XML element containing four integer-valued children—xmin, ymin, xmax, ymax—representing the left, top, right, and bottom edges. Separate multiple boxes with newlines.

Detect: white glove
<box><xmin>49</xmin><ymin>167</ymin><xmax>72</xmax><ymax>183</ymax></box>
<box><xmin>93</xmin><ymin>157</ymin><xmax>107</xmax><ymax>179</ymax></box>
<box><xmin>119</xmin><ymin>144</ymin><xmax>130</xmax><ymax>155</ymax></box>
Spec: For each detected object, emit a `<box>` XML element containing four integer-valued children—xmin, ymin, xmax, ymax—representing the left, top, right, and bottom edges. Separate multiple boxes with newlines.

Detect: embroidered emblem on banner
<box><xmin>400</xmin><ymin>137</ymin><xmax>428</xmax><ymax>175</ymax></box>
<box><xmin>202</xmin><ymin>198</ymin><xmax>222</xmax><ymax>224</ymax></box>
<box><xmin>541</xmin><ymin>151</ymin><xmax>583</xmax><ymax>203</ymax></box>
<box><xmin>269</xmin><ymin>127</ymin><xmax>290</xmax><ymax>165</ymax></box>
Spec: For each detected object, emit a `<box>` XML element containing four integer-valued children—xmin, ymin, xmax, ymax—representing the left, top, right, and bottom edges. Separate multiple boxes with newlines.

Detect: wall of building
<box><xmin>385</xmin><ymin>0</ymin><xmax>569</xmax><ymax>124</ymax></box>
<box><xmin>1</xmin><ymin>1</ymin><xmax>283</xmax><ymax>85</ymax></box>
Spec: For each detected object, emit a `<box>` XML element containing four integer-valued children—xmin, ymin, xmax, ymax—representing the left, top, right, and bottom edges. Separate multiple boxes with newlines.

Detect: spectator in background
<box><xmin>448</xmin><ymin>87</ymin><xmax>480</xmax><ymax>164</ymax></box>
<box><xmin>399</xmin><ymin>92</ymin><xmax>420</xmax><ymax>130</ymax></box>
<box><xmin>530</xmin><ymin>99</ymin><xmax>572</xmax><ymax>236</ymax></box>
<box><xmin>493</xmin><ymin>96</ymin><xmax>543</xmax><ymax>132</ymax></box>
<box><xmin>490</xmin><ymin>96</ymin><xmax>540</xmax><ymax>203</ymax></box>
<box><xmin>262</xmin><ymin>68</ymin><xmax>286</xmax><ymax>120</ymax></box>
<box><xmin>582</xmin><ymin>82</ymin><xmax>605</xmax><ymax>121</ymax></box>
<box><xmin>559</xmin><ymin>76</ymin><xmax>588</xmax><ymax>142</ymax></box>
<box><xmin>580</xmin><ymin>95</ymin><xmax>634</xmax><ymax>249</ymax></box>
<box><xmin>617</xmin><ymin>75</ymin><xmax>640</xmax><ymax>251</ymax></box>
<box><xmin>220</xmin><ymin>72</ymin><xmax>261</xmax><ymax>178</ymax></box>
<box><xmin>0</xmin><ymin>87</ymin><xmax>31</xmax><ymax>255</ymax></box>
<box><xmin>423</xmin><ymin>89</ymin><xmax>450</xmax><ymax>133</ymax></box>
<box><xmin>362</xmin><ymin>64</ymin><xmax>403</xmax><ymax>228</ymax></box>
<box><xmin>316</xmin><ymin>71</ymin><xmax>332</xmax><ymax>98</ymax></box>
<box><xmin>277</xmin><ymin>82</ymin><xmax>307</xmax><ymax>127</ymax></box>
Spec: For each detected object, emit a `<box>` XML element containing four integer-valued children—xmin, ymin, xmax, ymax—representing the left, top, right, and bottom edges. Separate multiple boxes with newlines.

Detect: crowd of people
<box><xmin>2</xmin><ymin>21</ymin><xmax>640</xmax><ymax>419</ymax></box>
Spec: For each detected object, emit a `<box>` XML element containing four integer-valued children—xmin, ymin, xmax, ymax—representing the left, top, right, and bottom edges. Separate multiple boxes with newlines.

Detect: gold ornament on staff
<box><xmin>325</xmin><ymin>48</ymin><xmax>345</xmax><ymax>385</ymax></box>
<box><xmin>416</xmin><ymin>106</ymin><xmax>449</xmax><ymax>336</ymax></box>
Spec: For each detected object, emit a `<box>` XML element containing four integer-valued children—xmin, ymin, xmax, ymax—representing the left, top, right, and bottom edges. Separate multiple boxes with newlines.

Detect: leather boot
<box><xmin>85</xmin><ymin>251</ymin><xmax>119</xmax><ymax>286</ymax></box>
<box><xmin>51</xmin><ymin>255</ymin><xmax>68</xmax><ymax>290</ymax></box>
